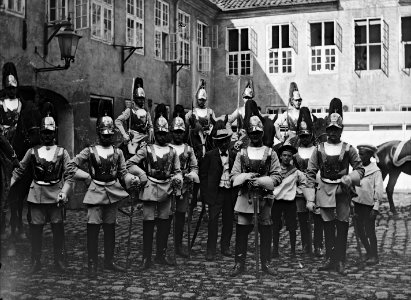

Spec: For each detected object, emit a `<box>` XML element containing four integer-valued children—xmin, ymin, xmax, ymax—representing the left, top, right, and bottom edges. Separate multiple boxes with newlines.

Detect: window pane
<box><xmin>310</xmin><ymin>23</ymin><xmax>322</xmax><ymax>46</ymax></box>
<box><xmin>282</xmin><ymin>25</ymin><xmax>290</xmax><ymax>48</ymax></box>
<box><xmin>272</xmin><ymin>26</ymin><xmax>279</xmax><ymax>49</ymax></box>
<box><xmin>369</xmin><ymin>45</ymin><xmax>381</xmax><ymax>70</ymax></box>
<box><xmin>240</xmin><ymin>28</ymin><xmax>249</xmax><ymax>51</ymax></box>
<box><xmin>369</xmin><ymin>21</ymin><xmax>381</xmax><ymax>43</ymax></box>
<box><xmin>324</xmin><ymin>22</ymin><xmax>334</xmax><ymax>45</ymax></box>
<box><xmin>355</xmin><ymin>22</ymin><xmax>366</xmax><ymax>44</ymax></box>
<box><xmin>355</xmin><ymin>46</ymin><xmax>367</xmax><ymax>70</ymax></box>
<box><xmin>405</xmin><ymin>44</ymin><xmax>411</xmax><ymax>68</ymax></box>
<box><xmin>228</xmin><ymin>29</ymin><xmax>239</xmax><ymax>52</ymax></box>
<box><xmin>402</xmin><ymin>17</ymin><xmax>411</xmax><ymax>42</ymax></box>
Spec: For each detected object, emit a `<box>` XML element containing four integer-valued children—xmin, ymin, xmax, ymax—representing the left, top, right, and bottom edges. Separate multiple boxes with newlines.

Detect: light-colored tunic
<box><xmin>352</xmin><ymin>162</ymin><xmax>383</xmax><ymax>211</ymax></box>
<box><xmin>115</xmin><ymin>106</ymin><xmax>153</xmax><ymax>144</ymax></box>
<box><xmin>273</xmin><ymin>167</ymin><xmax>308</xmax><ymax>201</ymax></box>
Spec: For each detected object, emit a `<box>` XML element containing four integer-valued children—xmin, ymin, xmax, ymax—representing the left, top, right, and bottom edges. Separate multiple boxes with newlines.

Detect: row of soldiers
<box><xmin>1</xmin><ymin>67</ymin><xmax>383</xmax><ymax>277</ymax></box>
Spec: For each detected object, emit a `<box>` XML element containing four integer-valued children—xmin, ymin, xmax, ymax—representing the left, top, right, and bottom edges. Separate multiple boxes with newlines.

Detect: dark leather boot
<box><xmin>313</xmin><ymin>213</ymin><xmax>324</xmax><ymax>255</ymax></box>
<box><xmin>28</xmin><ymin>224</ymin><xmax>43</xmax><ymax>275</ymax></box>
<box><xmin>51</xmin><ymin>223</ymin><xmax>66</xmax><ymax>272</ymax></box>
<box><xmin>260</xmin><ymin>225</ymin><xmax>275</xmax><ymax>276</ymax></box>
<box><xmin>103</xmin><ymin>223</ymin><xmax>126</xmax><ymax>272</ymax></box>
<box><xmin>272</xmin><ymin>229</ymin><xmax>280</xmax><ymax>258</ymax></box>
<box><xmin>230</xmin><ymin>224</ymin><xmax>249</xmax><ymax>277</ymax></box>
<box><xmin>335</xmin><ymin>220</ymin><xmax>349</xmax><ymax>275</ymax></box>
<box><xmin>140</xmin><ymin>220</ymin><xmax>155</xmax><ymax>270</ymax></box>
<box><xmin>87</xmin><ymin>223</ymin><xmax>100</xmax><ymax>277</ymax></box>
<box><xmin>155</xmin><ymin>218</ymin><xmax>175</xmax><ymax>266</ymax></box>
<box><xmin>175</xmin><ymin>212</ymin><xmax>189</xmax><ymax>258</ymax></box>
<box><xmin>319</xmin><ymin>220</ymin><xmax>336</xmax><ymax>271</ymax></box>
<box><xmin>289</xmin><ymin>230</ymin><xmax>296</xmax><ymax>257</ymax></box>
<box><xmin>298</xmin><ymin>212</ymin><xmax>311</xmax><ymax>254</ymax></box>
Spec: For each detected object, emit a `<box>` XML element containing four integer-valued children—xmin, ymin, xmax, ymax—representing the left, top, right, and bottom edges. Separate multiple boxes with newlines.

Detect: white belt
<box><xmin>93</xmin><ymin>179</ymin><xmax>116</xmax><ymax>186</ymax></box>
<box><xmin>321</xmin><ymin>178</ymin><xmax>342</xmax><ymax>184</ymax></box>
<box><xmin>147</xmin><ymin>176</ymin><xmax>170</xmax><ymax>184</ymax></box>
<box><xmin>34</xmin><ymin>180</ymin><xmax>60</xmax><ymax>186</ymax></box>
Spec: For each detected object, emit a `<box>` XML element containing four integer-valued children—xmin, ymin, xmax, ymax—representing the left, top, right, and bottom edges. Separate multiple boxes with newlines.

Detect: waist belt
<box><xmin>93</xmin><ymin>179</ymin><xmax>116</xmax><ymax>186</ymax></box>
<box><xmin>321</xmin><ymin>177</ymin><xmax>342</xmax><ymax>184</ymax></box>
<box><xmin>34</xmin><ymin>179</ymin><xmax>60</xmax><ymax>186</ymax></box>
<box><xmin>147</xmin><ymin>175</ymin><xmax>171</xmax><ymax>184</ymax></box>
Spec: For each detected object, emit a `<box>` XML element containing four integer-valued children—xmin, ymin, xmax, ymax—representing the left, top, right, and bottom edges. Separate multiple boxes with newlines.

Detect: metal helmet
<box><xmin>97</xmin><ymin>115</ymin><xmax>115</xmax><ymax>135</ymax></box>
<box><xmin>196</xmin><ymin>79</ymin><xmax>207</xmax><ymax>100</ymax></box>
<box><xmin>5</xmin><ymin>74</ymin><xmax>17</xmax><ymax>88</ymax></box>
<box><xmin>297</xmin><ymin>107</ymin><xmax>313</xmax><ymax>136</ymax></box>
<box><xmin>132</xmin><ymin>77</ymin><xmax>145</xmax><ymax>100</ymax></box>
<box><xmin>298</xmin><ymin>120</ymin><xmax>311</xmax><ymax>135</ymax></box>
<box><xmin>242</xmin><ymin>81</ymin><xmax>254</xmax><ymax>99</ymax></box>
<box><xmin>171</xmin><ymin>116</ymin><xmax>185</xmax><ymax>132</ymax></box>
<box><xmin>326</xmin><ymin>113</ymin><xmax>343</xmax><ymax>129</ymax></box>
<box><xmin>154</xmin><ymin>116</ymin><xmax>169</xmax><ymax>133</ymax></box>
<box><xmin>247</xmin><ymin>115</ymin><xmax>263</xmax><ymax>133</ymax></box>
<box><xmin>41</xmin><ymin>115</ymin><xmax>56</xmax><ymax>132</ymax></box>
<box><xmin>326</xmin><ymin>98</ymin><xmax>343</xmax><ymax>129</ymax></box>
<box><xmin>134</xmin><ymin>87</ymin><xmax>145</xmax><ymax>98</ymax></box>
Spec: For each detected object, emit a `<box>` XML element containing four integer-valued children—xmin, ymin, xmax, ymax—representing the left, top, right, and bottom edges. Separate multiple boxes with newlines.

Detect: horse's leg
<box><xmin>386</xmin><ymin>170</ymin><xmax>400</xmax><ymax>214</ymax></box>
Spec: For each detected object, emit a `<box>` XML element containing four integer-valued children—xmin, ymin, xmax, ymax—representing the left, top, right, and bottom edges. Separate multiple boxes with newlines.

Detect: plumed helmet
<box><xmin>6</xmin><ymin>75</ymin><xmax>17</xmax><ymax>88</ymax></box>
<box><xmin>326</xmin><ymin>98</ymin><xmax>343</xmax><ymax>128</ymax></box>
<box><xmin>97</xmin><ymin>114</ymin><xmax>115</xmax><ymax>135</ymax></box>
<box><xmin>196</xmin><ymin>79</ymin><xmax>207</xmax><ymax>100</ymax></box>
<box><xmin>154</xmin><ymin>116</ymin><xmax>169</xmax><ymax>133</ymax></box>
<box><xmin>289</xmin><ymin>82</ymin><xmax>299</xmax><ymax>100</ymax></box>
<box><xmin>2</xmin><ymin>62</ymin><xmax>19</xmax><ymax>89</ymax></box>
<box><xmin>247</xmin><ymin>115</ymin><xmax>263</xmax><ymax>133</ymax></box>
<box><xmin>40</xmin><ymin>102</ymin><xmax>56</xmax><ymax>132</ymax></box>
<box><xmin>242</xmin><ymin>79</ymin><xmax>254</xmax><ymax>99</ymax></box>
<box><xmin>171</xmin><ymin>116</ymin><xmax>185</xmax><ymax>132</ymax></box>
<box><xmin>297</xmin><ymin>107</ymin><xmax>313</xmax><ymax>135</ymax></box>
<box><xmin>132</xmin><ymin>77</ymin><xmax>145</xmax><ymax>99</ymax></box>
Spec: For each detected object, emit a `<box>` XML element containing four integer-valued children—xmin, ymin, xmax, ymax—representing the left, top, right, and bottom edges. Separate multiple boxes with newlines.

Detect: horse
<box><xmin>376</xmin><ymin>140</ymin><xmax>411</xmax><ymax>214</ymax></box>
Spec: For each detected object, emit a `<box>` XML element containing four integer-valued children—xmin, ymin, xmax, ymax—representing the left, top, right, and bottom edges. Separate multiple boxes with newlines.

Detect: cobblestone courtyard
<box><xmin>1</xmin><ymin>193</ymin><xmax>410</xmax><ymax>300</ymax></box>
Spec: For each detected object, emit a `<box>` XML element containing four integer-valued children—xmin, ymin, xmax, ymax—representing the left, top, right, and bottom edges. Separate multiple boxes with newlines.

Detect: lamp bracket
<box><xmin>113</xmin><ymin>44</ymin><xmax>143</xmax><ymax>72</ymax></box>
<box><xmin>43</xmin><ymin>20</ymin><xmax>72</xmax><ymax>57</ymax></box>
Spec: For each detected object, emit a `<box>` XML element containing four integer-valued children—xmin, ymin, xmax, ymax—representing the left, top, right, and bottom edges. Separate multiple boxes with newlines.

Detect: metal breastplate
<box><xmin>0</xmin><ymin>100</ymin><xmax>20</xmax><ymax>129</ymax></box>
<box><xmin>318</xmin><ymin>144</ymin><xmax>349</xmax><ymax>180</ymax></box>
<box><xmin>195</xmin><ymin>109</ymin><xmax>211</xmax><ymax>130</ymax></box>
<box><xmin>31</xmin><ymin>146</ymin><xmax>64</xmax><ymax>182</ymax></box>
<box><xmin>241</xmin><ymin>147</ymin><xmax>271</xmax><ymax>176</ymax></box>
<box><xmin>178</xmin><ymin>145</ymin><xmax>190</xmax><ymax>172</ymax></box>
<box><xmin>294</xmin><ymin>154</ymin><xmax>309</xmax><ymax>172</ymax></box>
<box><xmin>287</xmin><ymin>114</ymin><xmax>298</xmax><ymax>131</ymax></box>
<box><xmin>130</xmin><ymin>110</ymin><xmax>148</xmax><ymax>133</ymax></box>
<box><xmin>146</xmin><ymin>145</ymin><xmax>174</xmax><ymax>180</ymax></box>
<box><xmin>88</xmin><ymin>146</ymin><xmax>118</xmax><ymax>182</ymax></box>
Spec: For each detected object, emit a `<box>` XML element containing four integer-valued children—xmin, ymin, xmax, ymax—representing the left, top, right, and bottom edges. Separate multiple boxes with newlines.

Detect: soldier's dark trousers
<box><xmin>354</xmin><ymin>203</ymin><xmax>378</xmax><ymax>258</ymax></box>
<box><xmin>142</xmin><ymin>220</ymin><xmax>155</xmax><ymax>261</ymax></box>
<box><xmin>87</xmin><ymin>224</ymin><xmax>100</xmax><ymax>272</ymax></box>
<box><xmin>313</xmin><ymin>213</ymin><xmax>324</xmax><ymax>251</ymax></box>
<box><xmin>51</xmin><ymin>223</ymin><xmax>65</xmax><ymax>267</ymax></box>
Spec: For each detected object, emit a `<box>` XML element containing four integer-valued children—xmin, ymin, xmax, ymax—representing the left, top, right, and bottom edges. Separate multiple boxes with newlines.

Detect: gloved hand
<box><xmin>370</xmin><ymin>209</ymin><xmax>379</xmax><ymax>220</ymax></box>
<box><xmin>184</xmin><ymin>173</ymin><xmax>195</xmax><ymax>182</ymax></box>
<box><xmin>57</xmin><ymin>192</ymin><xmax>68</xmax><ymax>207</ymax></box>
<box><xmin>171</xmin><ymin>176</ymin><xmax>182</xmax><ymax>188</ymax></box>
<box><xmin>341</xmin><ymin>175</ymin><xmax>352</xmax><ymax>190</ymax></box>
<box><xmin>85</xmin><ymin>175</ymin><xmax>92</xmax><ymax>187</ymax></box>
<box><xmin>130</xmin><ymin>176</ymin><xmax>140</xmax><ymax>188</ymax></box>
<box><xmin>123</xmin><ymin>134</ymin><xmax>130</xmax><ymax>143</ymax></box>
<box><xmin>306</xmin><ymin>202</ymin><xmax>316</xmax><ymax>212</ymax></box>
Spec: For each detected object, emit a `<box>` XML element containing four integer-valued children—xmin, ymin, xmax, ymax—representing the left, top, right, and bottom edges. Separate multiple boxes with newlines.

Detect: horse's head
<box><xmin>313</xmin><ymin>117</ymin><xmax>327</xmax><ymax>144</ymax></box>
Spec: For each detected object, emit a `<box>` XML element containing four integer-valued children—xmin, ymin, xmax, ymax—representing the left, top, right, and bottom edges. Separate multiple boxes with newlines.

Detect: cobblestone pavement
<box><xmin>1</xmin><ymin>193</ymin><xmax>411</xmax><ymax>300</ymax></box>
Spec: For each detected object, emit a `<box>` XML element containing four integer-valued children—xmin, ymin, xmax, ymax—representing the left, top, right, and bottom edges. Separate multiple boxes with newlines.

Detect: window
<box><xmin>309</xmin><ymin>21</ymin><xmax>342</xmax><ymax>73</ymax></box>
<box><xmin>198</xmin><ymin>21</ymin><xmax>211</xmax><ymax>72</ymax></box>
<box><xmin>267</xmin><ymin>24</ymin><xmax>297</xmax><ymax>74</ymax></box>
<box><xmin>48</xmin><ymin>0</ymin><xmax>68</xmax><ymax>23</ymax></box>
<box><xmin>154</xmin><ymin>0</ymin><xmax>169</xmax><ymax>60</ymax></box>
<box><xmin>353</xmin><ymin>106</ymin><xmax>367</xmax><ymax>112</ymax></box>
<box><xmin>2</xmin><ymin>0</ymin><xmax>25</xmax><ymax>16</ymax></box>
<box><xmin>178</xmin><ymin>10</ymin><xmax>190</xmax><ymax>66</ymax></box>
<box><xmin>354</xmin><ymin>18</ymin><xmax>389</xmax><ymax>75</ymax></box>
<box><xmin>126</xmin><ymin>0</ymin><xmax>144</xmax><ymax>55</ymax></box>
<box><xmin>311</xmin><ymin>106</ymin><xmax>328</xmax><ymax>114</ymax></box>
<box><xmin>75</xmin><ymin>0</ymin><xmax>88</xmax><ymax>29</ymax></box>
<box><xmin>91</xmin><ymin>0</ymin><xmax>113</xmax><ymax>43</ymax></box>
<box><xmin>226</xmin><ymin>27</ymin><xmax>257</xmax><ymax>75</ymax></box>
<box><xmin>400</xmin><ymin>105</ymin><xmax>411</xmax><ymax>111</ymax></box>
<box><xmin>90</xmin><ymin>95</ymin><xmax>114</xmax><ymax>119</ymax></box>
<box><xmin>369</xmin><ymin>105</ymin><xmax>384</xmax><ymax>112</ymax></box>
<box><xmin>266</xmin><ymin>106</ymin><xmax>287</xmax><ymax>115</ymax></box>
<box><xmin>353</xmin><ymin>105</ymin><xmax>384</xmax><ymax>112</ymax></box>
<box><xmin>401</xmin><ymin>17</ymin><xmax>411</xmax><ymax>69</ymax></box>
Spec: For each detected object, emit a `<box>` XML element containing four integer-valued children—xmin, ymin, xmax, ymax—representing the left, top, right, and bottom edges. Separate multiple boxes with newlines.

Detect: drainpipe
<box><xmin>171</xmin><ymin>0</ymin><xmax>180</xmax><ymax>116</ymax></box>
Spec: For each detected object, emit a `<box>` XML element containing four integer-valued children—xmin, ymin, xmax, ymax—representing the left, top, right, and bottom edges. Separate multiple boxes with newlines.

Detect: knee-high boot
<box><xmin>272</xmin><ymin>228</ymin><xmax>280</xmax><ymax>258</ymax></box>
<box><xmin>230</xmin><ymin>224</ymin><xmax>250</xmax><ymax>277</ymax></box>
<box><xmin>319</xmin><ymin>220</ymin><xmax>336</xmax><ymax>271</ymax></box>
<box><xmin>313</xmin><ymin>214</ymin><xmax>324</xmax><ymax>257</ymax></box>
<box><xmin>155</xmin><ymin>218</ymin><xmax>175</xmax><ymax>265</ymax></box>
<box><xmin>103</xmin><ymin>223</ymin><xmax>126</xmax><ymax>272</ymax></box>
<box><xmin>28</xmin><ymin>224</ymin><xmax>44</xmax><ymax>274</ymax></box>
<box><xmin>298</xmin><ymin>212</ymin><xmax>310</xmax><ymax>253</ymax></box>
<box><xmin>87</xmin><ymin>224</ymin><xmax>100</xmax><ymax>276</ymax></box>
<box><xmin>51</xmin><ymin>223</ymin><xmax>66</xmax><ymax>272</ymax></box>
<box><xmin>259</xmin><ymin>225</ymin><xmax>275</xmax><ymax>275</ymax></box>
<box><xmin>141</xmin><ymin>220</ymin><xmax>155</xmax><ymax>270</ymax></box>
<box><xmin>175</xmin><ymin>211</ymin><xmax>188</xmax><ymax>258</ymax></box>
<box><xmin>335</xmin><ymin>220</ymin><xmax>349</xmax><ymax>275</ymax></box>
<box><xmin>289</xmin><ymin>230</ymin><xmax>297</xmax><ymax>256</ymax></box>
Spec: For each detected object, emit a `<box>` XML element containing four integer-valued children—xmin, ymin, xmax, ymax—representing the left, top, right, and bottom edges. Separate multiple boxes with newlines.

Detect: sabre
<box><xmin>171</xmin><ymin>185</ymin><xmax>178</xmax><ymax>264</ymax></box>
<box><xmin>307</xmin><ymin>211</ymin><xmax>313</xmax><ymax>255</ymax></box>
<box><xmin>186</xmin><ymin>180</ymin><xmax>193</xmax><ymax>258</ymax></box>
<box><xmin>248</xmin><ymin>182</ymin><xmax>260</xmax><ymax>278</ymax></box>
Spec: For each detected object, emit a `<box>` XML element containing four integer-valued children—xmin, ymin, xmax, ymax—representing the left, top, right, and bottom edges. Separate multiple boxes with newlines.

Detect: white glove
<box><xmin>341</xmin><ymin>175</ymin><xmax>352</xmax><ymax>189</ymax></box>
<box><xmin>131</xmin><ymin>176</ymin><xmax>140</xmax><ymax>188</ymax></box>
<box><xmin>123</xmin><ymin>134</ymin><xmax>130</xmax><ymax>142</ymax></box>
<box><xmin>57</xmin><ymin>192</ymin><xmax>68</xmax><ymax>207</ymax></box>
<box><xmin>306</xmin><ymin>202</ymin><xmax>316</xmax><ymax>212</ymax></box>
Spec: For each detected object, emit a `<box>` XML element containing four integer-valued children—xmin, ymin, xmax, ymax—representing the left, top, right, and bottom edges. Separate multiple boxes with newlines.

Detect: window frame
<box><xmin>400</xmin><ymin>15</ymin><xmax>411</xmax><ymax>70</ymax></box>
<box><xmin>154</xmin><ymin>0</ymin><xmax>169</xmax><ymax>60</ymax></box>
<box><xmin>353</xmin><ymin>105</ymin><xmax>384</xmax><ymax>112</ymax></box>
<box><xmin>197</xmin><ymin>20</ymin><xmax>211</xmax><ymax>73</ymax></box>
<box><xmin>126</xmin><ymin>0</ymin><xmax>144</xmax><ymax>55</ymax></box>
<box><xmin>178</xmin><ymin>9</ymin><xmax>190</xmax><ymax>67</ymax></box>
<box><xmin>354</xmin><ymin>17</ymin><xmax>389</xmax><ymax>75</ymax></box>
<box><xmin>90</xmin><ymin>0</ymin><xmax>114</xmax><ymax>44</ymax></box>
<box><xmin>225</xmin><ymin>27</ymin><xmax>254</xmax><ymax>76</ymax></box>
<box><xmin>2</xmin><ymin>0</ymin><xmax>25</xmax><ymax>17</ymax></box>
<box><xmin>89</xmin><ymin>94</ymin><xmax>114</xmax><ymax>119</ymax></box>
<box><xmin>267</xmin><ymin>23</ymin><xmax>296</xmax><ymax>75</ymax></box>
<box><xmin>48</xmin><ymin>0</ymin><xmax>69</xmax><ymax>23</ymax></box>
<box><xmin>310</xmin><ymin>106</ymin><xmax>329</xmax><ymax>114</ymax></box>
<box><xmin>399</xmin><ymin>104</ymin><xmax>411</xmax><ymax>111</ymax></box>
<box><xmin>74</xmin><ymin>0</ymin><xmax>89</xmax><ymax>29</ymax></box>
<box><xmin>308</xmin><ymin>20</ymin><xmax>339</xmax><ymax>74</ymax></box>
<box><xmin>266</xmin><ymin>106</ymin><xmax>287</xmax><ymax>115</ymax></box>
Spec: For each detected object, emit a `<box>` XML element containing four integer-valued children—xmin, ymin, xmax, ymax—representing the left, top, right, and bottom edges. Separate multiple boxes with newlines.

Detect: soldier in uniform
<box><xmin>127</xmin><ymin>104</ymin><xmax>182</xmax><ymax>269</ymax></box>
<box><xmin>11</xmin><ymin>104</ymin><xmax>70</xmax><ymax>274</ymax></box>
<box><xmin>169</xmin><ymin>115</ymin><xmax>199</xmax><ymax>257</ymax></box>
<box><xmin>230</xmin><ymin>115</ymin><xmax>282</xmax><ymax>276</ymax></box>
<box><xmin>285</xmin><ymin>107</ymin><xmax>324</xmax><ymax>256</ymax></box>
<box><xmin>115</xmin><ymin>77</ymin><xmax>154</xmax><ymax>157</ymax></box>
<box><xmin>274</xmin><ymin>82</ymin><xmax>312</xmax><ymax>143</ymax></box>
<box><xmin>185</xmin><ymin>80</ymin><xmax>216</xmax><ymax>159</ymax></box>
<box><xmin>62</xmin><ymin>114</ymin><xmax>140</xmax><ymax>276</ymax></box>
<box><xmin>305</xmin><ymin>98</ymin><xmax>364</xmax><ymax>275</ymax></box>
